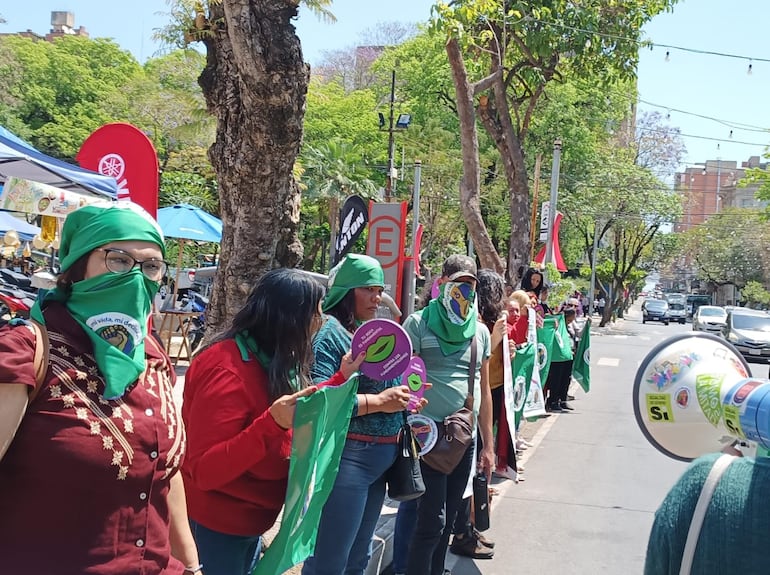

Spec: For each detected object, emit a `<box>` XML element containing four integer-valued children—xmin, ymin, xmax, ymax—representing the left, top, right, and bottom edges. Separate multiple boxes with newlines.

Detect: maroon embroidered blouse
<box><xmin>0</xmin><ymin>303</ymin><xmax>187</xmax><ymax>575</ymax></box>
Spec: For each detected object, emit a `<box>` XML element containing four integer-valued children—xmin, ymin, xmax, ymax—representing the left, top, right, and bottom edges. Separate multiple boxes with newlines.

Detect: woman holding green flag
<box><xmin>0</xmin><ymin>201</ymin><xmax>201</xmax><ymax>574</ymax></box>
<box><xmin>181</xmin><ymin>268</ymin><xmax>365</xmax><ymax>575</ymax></box>
<box><xmin>302</xmin><ymin>254</ymin><xmax>421</xmax><ymax>575</ymax></box>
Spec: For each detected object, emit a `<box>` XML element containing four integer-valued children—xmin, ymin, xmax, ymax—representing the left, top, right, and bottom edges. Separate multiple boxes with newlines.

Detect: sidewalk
<box><xmin>167</xmin><ymin>304</ymin><xmax>635</xmax><ymax>575</ymax></box>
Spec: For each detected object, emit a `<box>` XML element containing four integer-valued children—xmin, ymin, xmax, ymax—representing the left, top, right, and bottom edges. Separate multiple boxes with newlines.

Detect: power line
<box><xmin>638</xmin><ymin>99</ymin><xmax>770</xmax><ymax>133</ymax></box>
<box><xmin>636</xmin><ymin>126</ymin><xmax>768</xmax><ymax>147</ymax></box>
<box><xmin>528</xmin><ymin>17</ymin><xmax>770</xmax><ymax>65</ymax></box>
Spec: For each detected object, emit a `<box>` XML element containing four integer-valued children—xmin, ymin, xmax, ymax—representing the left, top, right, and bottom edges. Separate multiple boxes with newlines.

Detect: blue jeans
<box><xmin>302</xmin><ymin>439</ymin><xmax>398</xmax><ymax>575</ymax></box>
<box><xmin>392</xmin><ymin>499</ymin><xmax>418</xmax><ymax>574</ymax></box>
<box><xmin>189</xmin><ymin>520</ymin><xmax>261</xmax><ymax>575</ymax></box>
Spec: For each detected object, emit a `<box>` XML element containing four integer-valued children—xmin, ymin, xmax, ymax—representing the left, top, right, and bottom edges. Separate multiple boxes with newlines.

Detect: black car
<box><xmin>643</xmin><ymin>299</ymin><xmax>670</xmax><ymax>325</ymax></box>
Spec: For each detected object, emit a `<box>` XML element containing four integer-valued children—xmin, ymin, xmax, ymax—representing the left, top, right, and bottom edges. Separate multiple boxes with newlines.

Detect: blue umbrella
<box><xmin>0</xmin><ymin>125</ymin><xmax>118</xmax><ymax>198</ymax></box>
<box><xmin>157</xmin><ymin>203</ymin><xmax>222</xmax><ymax>243</ymax></box>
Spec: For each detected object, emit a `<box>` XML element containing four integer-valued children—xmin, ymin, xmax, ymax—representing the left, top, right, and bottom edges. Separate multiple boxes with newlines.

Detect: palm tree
<box><xmin>302</xmin><ymin>139</ymin><xmax>379</xmax><ymax>270</ymax></box>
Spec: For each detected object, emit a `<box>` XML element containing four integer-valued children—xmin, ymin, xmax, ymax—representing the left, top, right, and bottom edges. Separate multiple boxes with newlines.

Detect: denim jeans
<box><xmin>189</xmin><ymin>519</ymin><xmax>261</xmax><ymax>575</ymax></box>
<box><xmin>406</xmin><ymin>443</ymin><xmax>474</xmax><ymax>575</ymax></box>
<box><xmin>392</xmin><ymin>499</ymin><xmax>418</xmax><ymax>573</ymax></box>
<box><xmin>302</xmin><ymin>439</ymin><xmax>398</xmax><ymax>575</ymax></box>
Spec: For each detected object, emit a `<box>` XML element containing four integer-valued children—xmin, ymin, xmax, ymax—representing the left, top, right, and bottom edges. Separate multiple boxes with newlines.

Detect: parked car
<box><xmin>643</xmin><ymin>299</ymin><xmax>670</xmax><ymax>325</ymax></box>
<box><xmin>723</xmin><ymin>308</ymin><xmax>770</xmax><ymax>364</ymax></box>
<box><xmin>692</xmin><ymin>305</ymin><xmax>727</xmax><ymax>333</ymax></box>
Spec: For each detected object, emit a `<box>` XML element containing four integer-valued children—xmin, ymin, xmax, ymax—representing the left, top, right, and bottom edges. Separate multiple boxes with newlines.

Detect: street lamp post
<box><xmin>385</xmin><ymin>70</ymin><xmax>396</xmax><ymax>201</ymax></box>
<box><xmin>379</xmin><ymin>69</ymin><xmax>410</xmax><ymax>202</ymax></box>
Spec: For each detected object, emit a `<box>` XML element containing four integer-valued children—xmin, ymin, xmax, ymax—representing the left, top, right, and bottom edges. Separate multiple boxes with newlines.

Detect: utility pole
<box><xmin>385</xmin><ymin>70</ymin><xmax>396</xmax><ymax>201</ymax></box>
<box><xmin>403</xmin><ymin>160</ymin><xmax>422</xmax><ymax>317</ymax></box>
<box><xmin>589</xmin><ymin>220</ymin><xmax>600</xmax><ymax>317</ymax></box>
<box><xmin>544</xmin><ymin>140</ymin><xmax>562</xmax><ymax>272</ymax></box>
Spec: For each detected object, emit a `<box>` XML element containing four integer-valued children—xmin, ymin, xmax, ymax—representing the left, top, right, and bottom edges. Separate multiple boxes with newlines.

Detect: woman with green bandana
<box><xmin>0</xmin><ymin>201</ymin><xmax>201</xmax><ymax>575</ymax></box>
<box><xmin>302</xmin><ymin>254</ymin><xmax>424</xmax><ymax>575</ymax></box>
<box><xmin>398</xmin><ymin>254</ymin><xmax>495</xmax><ymax>575</ymax></box>
<box><xmin>181</xmin><ymin>268</ymin><xmax>365</xmax><ymax>575</ymax></box>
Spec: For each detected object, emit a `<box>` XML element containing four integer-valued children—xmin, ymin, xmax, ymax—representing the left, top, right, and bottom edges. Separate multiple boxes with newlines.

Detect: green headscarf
<box><xmin>421</xmin><ymin>281</ymin><xmax>478</xmax><ymax>355</ymax></box>
<box><xmin>322</xmin><ymin>254</ymin><xmax>385</xmax><ymax>312</ymax></box>
<box><xmin>31</xmin><ymin>201</ymin><xmax>166</xmax><ymax>399</ymax></box>
<box><xmin>58</xmin><ymin>202</ymin><xmax>165</xmax><ymax>271</ymax></box>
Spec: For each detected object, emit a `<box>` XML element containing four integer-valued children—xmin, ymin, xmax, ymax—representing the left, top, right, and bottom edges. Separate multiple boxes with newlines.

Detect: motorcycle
<box><xmin>179</xmin><ymin>290</ymin><xmax>208</xmax><ymax>354</ymax></box>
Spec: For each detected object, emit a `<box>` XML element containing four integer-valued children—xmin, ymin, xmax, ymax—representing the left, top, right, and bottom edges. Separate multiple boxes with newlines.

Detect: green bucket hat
<box><xmin>323</xmin><ymin>254</ymin><xmax>385</xmax><ymax>312</ymax></box>
<box><xmin>59</xmin><ymin>201</ymin><xmax>165</xmax><ymax>272</ymax></box>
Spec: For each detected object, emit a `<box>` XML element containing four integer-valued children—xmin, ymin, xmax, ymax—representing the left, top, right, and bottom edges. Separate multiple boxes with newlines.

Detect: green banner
<box><xmin>536</xmin><ymin>316</ymin><xmax>557</xmax><ymax>384</ymax></box>
<box><xmin>253</xmin><ymin>377</ymin><xmax>358</xmax><ymax>575</ymax></box>
<box><xmin>550</xmin><ymin>313</ymin><xmax>574</xmax><ymax>363</ymax></box>
<box><xmin>511</xmin><ymin>342</ymin><xmax>537</xmax><ymax>425</ymax></box>
<box><xmin>572</xmin><ymin>319</ymin><xmax>591</xmax><ymax>393</ymax></box>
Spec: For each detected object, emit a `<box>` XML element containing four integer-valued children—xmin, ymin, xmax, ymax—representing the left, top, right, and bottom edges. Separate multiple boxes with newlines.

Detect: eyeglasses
<box><xmin>96</xmin><ymin>248</ymin><xmax>168</xmax><ymax>281</ymax></box>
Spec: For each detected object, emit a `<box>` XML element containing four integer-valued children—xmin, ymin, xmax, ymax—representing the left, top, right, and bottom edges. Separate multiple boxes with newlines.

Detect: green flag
<box><xmin>511</xmin><ymin>342</ymin><xmax>536</xmax><ymax>425</ymax></box>
<box><xmin>550</xmin><ymin>313</ymin><xmax>574</xmax><ymax>363</ymax></box>
<box><xmin>253</xmin><ymin>377</ymin><xmax>358</xmax><ymax>575</ymax></box>
<box><xmin>536</xmin><ymin>315</ymin><xmax>557</xmax><ymax>384</ymax></box>
<box><xmin>572</xmin><ymin>319</ymin><xmax>591</xmax><ymax>393</ymax></box>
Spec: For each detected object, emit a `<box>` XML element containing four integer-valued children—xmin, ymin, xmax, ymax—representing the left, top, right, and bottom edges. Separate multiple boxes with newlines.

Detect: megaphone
<box><xmin>632</xmin><ymin>332</ymin><xmax>770</xmax><ymax>461</ymax></box>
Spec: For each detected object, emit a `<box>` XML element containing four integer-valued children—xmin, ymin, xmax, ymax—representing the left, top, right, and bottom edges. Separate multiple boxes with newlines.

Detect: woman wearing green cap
<box><xmin>302</xmin><ymin>254</ymin><xmax>421</xmax><ymax>575</ymax></box>
<box><xmin>0</xmin><ymin>202</ymin><xmax>201</xmax><ymax>574</ymax></box>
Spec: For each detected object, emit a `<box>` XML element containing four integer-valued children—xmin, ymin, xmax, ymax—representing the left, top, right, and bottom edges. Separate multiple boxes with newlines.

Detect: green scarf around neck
<box><xmin>31</xmin><ymin>269</ymin><xmax>158</xmax><ymax>400</ymax></box>
<box><xmin>422</xmin><ymin>282</ymin><xmax>478</xmax><ymax>355</ymax></box>
<box><xmin>234</xmin><ymin>330</ymin><xmax>301</xmax><ymax>392</ymax></box>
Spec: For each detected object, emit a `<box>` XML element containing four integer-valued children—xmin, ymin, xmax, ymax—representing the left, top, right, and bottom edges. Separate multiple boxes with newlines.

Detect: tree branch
<box><xmin>471</xmin><ymin>68</ymin><xmax>502</xmax><ymax>96</ymax></box>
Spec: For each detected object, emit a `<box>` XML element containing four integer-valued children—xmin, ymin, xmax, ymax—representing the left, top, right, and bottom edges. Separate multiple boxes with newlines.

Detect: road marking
<box><xmin>612</xmin><ymin>335</ymin><xmax>629</xmax><ymax>339</ymax></box>
<box><xmin>597</xmin><ymin>357</ymin><xmax>620</xmax><ymax>367</ymax></box>
<box><xmin>640</xmin><ymin>336</ymin><xmax>651</xmax><ymax>341</ymax></box>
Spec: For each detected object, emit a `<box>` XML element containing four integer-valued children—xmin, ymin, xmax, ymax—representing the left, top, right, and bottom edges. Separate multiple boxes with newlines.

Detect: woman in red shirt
<box><xmin>181</xmin><ymin>268</ymin><xmax>363</xmax><ymax>575</ymax></box>
<box><xmin>0</xmin><ymin>202</ymin><xmax>200</xmax><ymax>575</ymax></box>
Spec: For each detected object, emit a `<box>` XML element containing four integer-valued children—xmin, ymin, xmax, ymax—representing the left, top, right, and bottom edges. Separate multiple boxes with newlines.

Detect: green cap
<box><xmin>323</xmin><ymin>254</ymin><xmax>384</xmax><ymax>312</ymax></box>
<box><xmin>59</xmin><ymin>201</ymin><xmax>165</xmax><ymax>272</ymax></box>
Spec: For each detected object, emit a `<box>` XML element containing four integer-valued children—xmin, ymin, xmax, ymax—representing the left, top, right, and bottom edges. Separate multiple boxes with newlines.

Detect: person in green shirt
<box><xmin>399</xmin><ymin>255</ymin><xmax>495</xmax><ymax>575</ymax></box>
<box><xmin>645</xmin><ymin>451</ymin><xmax>770</xmax><ymax>574</ymax></box>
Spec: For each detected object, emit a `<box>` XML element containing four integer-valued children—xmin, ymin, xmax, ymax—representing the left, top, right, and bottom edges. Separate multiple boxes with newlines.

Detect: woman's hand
<box><xmin>339</xmin><ymin>351</ymin><xmax>366</xmax><ymax>380</ymax></box>
<box><xmin>408</xmin><ymin>382</ymin><xmax>432</xmax><ymax>414</ymax></box>
<box><xmin>371</xmin><ymin>385</ymin><xmax>412</xmax><ymax>414</ymax></box>
<box><xmin>269</xmin><ymin>386</ymin><xmax>318</xmax><ymax>429</ymax></box>
<box><xmin>490</xmin><ymin>316</ymin><xmax>507</xmax><ymax>349</ymax></box>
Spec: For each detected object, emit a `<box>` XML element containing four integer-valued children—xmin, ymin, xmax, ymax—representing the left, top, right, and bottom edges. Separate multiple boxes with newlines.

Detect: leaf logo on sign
<box><xmin>695</xmin><ymin>373</ymin><xmax>725</xmax><ymax>427</ymax></box>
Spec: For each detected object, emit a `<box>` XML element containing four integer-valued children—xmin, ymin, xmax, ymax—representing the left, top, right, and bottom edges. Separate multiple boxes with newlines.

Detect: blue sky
<box><xmin>2</xmin><ymin>0</ymin><xmax>768</xmax><ymax>169</ymax></box>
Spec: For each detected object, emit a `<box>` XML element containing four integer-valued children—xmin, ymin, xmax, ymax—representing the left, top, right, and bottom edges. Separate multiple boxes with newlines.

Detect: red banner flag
<box><xmin>76</xmin><ymin>123</ymin><xmax>160</xmax><ymax>218</ymax></box>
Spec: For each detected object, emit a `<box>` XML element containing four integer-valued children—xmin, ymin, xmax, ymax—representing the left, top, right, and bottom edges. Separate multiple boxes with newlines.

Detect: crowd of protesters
<box><xmin>0</xmin><ymin>199</ymin><xmax>592</xmax><ymax>575</ymax></box>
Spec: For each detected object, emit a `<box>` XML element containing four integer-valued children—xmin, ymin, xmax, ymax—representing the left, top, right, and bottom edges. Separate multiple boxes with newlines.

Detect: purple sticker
<box><xmin>403</xmin><ymin>356</ymin><xmax>427</xmax><ymax>411</ymax></box>
<box><xmin>351</xmin><ymin>319</ymin><xmax>412</xmax><ymax>381</ymax></box>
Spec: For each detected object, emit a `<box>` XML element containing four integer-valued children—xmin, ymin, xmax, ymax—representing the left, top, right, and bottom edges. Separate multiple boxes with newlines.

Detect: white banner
<box><xmin>539</xmin><ymin>201</ymin><xmax>550</xmax><ymax>242</ymax></box>
<box><xmin>1</xmin><ymin>176</ymin><xmax>103</xmax><ymax>218</ymax></box>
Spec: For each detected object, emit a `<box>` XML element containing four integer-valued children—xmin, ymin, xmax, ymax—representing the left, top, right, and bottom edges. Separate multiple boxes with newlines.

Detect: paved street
<box><xmin>446</xmin><ymin>306</ymin><xmax>694</xmax><ymax>575</ymax></box>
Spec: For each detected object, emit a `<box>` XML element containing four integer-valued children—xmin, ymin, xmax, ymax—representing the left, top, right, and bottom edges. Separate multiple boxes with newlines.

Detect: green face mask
<box><xmin>35</xmin><ymin>269</ymin><xmax>160</xmax><ymax>399</ymax></box>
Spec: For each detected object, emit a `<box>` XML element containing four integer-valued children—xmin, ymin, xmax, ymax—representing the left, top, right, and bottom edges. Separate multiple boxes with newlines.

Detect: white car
<box><xmin>692</xmin><ymin>305</ymin><xmax>727</xmax><ymax>333</ymax></box>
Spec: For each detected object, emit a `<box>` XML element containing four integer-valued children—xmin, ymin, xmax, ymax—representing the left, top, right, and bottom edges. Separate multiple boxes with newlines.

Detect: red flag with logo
<box><xmin>76</xmin><ymin>123</ymin><xmax>160</xmax><ymax>218</ymax></box>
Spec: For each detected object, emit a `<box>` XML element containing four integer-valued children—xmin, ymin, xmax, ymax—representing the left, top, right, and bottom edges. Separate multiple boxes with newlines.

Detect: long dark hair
<box><xmin>477</xmin><ymin>269</ymin><xmax>506</xmax><ymax>329</ymax></box>
<box><xmin>520</xmin><ymin>267</ymin><xmax>544</xmax><ymax>295</ymax></box>
<box><xmin>216</xmin><ymin>268</ymin><xmax>325</xmax><ymax>402</ymax></box>
<box><xmin>326</xmin><ymin>289</ymin><xmax>357</xmax><ymax>333</ymax></box>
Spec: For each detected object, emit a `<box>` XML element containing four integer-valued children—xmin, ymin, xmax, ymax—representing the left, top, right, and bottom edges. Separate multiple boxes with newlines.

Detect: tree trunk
<box><xmin>476</xmin><ymin>76</ymin><xmax>531</xmax><ymax>285</ymax></box>
<box><xmin>199</xmin><ymin>0</ymin><xmax>307</xmax><ymax>336</ymax></box>
<box><xmin>445</xmin><ymin>38</ymin><xmax>505</xmax><ymax>274</ymax></box>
